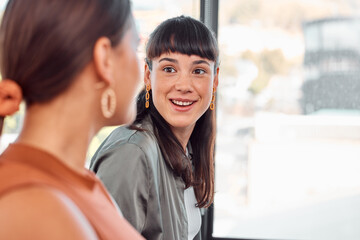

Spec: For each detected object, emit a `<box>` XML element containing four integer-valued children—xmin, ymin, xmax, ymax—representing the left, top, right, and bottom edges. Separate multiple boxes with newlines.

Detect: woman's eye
<box><xmin>163</xmin><ymin>67</ymin><xmax>176</xmax><ymax>73</ymax></box>
<box><xmin>193</xmin><ymin>69</ymin><xmax>205</xmax><ymax>74</ymax></box>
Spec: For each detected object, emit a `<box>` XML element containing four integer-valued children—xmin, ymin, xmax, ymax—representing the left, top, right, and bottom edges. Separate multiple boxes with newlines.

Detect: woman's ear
<box><xmin>213</xmin><ymin>67</ymin><xmax>219</xmax><ymax>90</ymax></box>
<box><xmin>93</xmin><ymin>37</ymin><xmax>114</xmax><ymax>85</ymax></box>
<box><xmin>144</xmin><ymin>63</ymin><xmax>151</xmax><ymax>86</ymax></box>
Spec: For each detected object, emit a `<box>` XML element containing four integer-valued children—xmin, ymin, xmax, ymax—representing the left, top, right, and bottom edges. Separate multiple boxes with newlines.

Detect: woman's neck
<box><xmin>16</xmin><ymin>99</ymin><xmax>100</xmax><ymax>173</ymax></box>
<box><xmin>170</xmin><ymin>124</ymin><xmax>195</xmax><ymax>151</ymax></box>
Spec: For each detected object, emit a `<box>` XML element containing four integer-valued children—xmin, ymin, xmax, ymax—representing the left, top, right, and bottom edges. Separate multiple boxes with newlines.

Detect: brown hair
<box><xmin>133</xmin><ymin>16</ymin><xmax>218</xmax><ymax>208</ymax></box>
<box><xmin>0</xmin><ymin>0</ymin><xmax>132</xmax><ymax>106</ymax></box>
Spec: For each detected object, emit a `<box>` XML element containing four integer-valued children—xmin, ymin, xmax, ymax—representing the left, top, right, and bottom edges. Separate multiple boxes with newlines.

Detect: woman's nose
<box><xmin>174</xmin><ymin>72</ymin><xmax>193</xmax><ymax>92</ymax></box>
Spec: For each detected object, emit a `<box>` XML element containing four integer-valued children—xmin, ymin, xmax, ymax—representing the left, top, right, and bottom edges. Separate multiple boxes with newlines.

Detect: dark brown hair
<box><xmin>0</xmin><ymin>0</ymin><xmax>132</xmax><ymax>105</ymax></box>
<box><xmin>133</xmin><ymin>16</ymin><xmax>218</xmax><ymax>208</ymax></box>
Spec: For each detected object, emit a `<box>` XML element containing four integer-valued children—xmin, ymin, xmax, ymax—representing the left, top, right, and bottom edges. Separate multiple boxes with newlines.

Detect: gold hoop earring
<box><xmin>145</xmin><ymin>85</ymin><xmax>151</xmax><ymax>109</ymax></box>
<box><xmin>101</xmin><ymin>88</ymin><xmax>116</xmax><ymax>118</ymax></box>
<box><xmin>210</xmin><ymin>87</ymin><xmax>216</xmax><ymax>111</ymax></box>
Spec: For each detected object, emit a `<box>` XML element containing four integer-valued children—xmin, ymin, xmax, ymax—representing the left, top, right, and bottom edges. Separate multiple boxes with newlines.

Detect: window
<box><xmin>214</xmin><ymin>0</ymin><xmax>360</xmax><ymax>239</ymax></box>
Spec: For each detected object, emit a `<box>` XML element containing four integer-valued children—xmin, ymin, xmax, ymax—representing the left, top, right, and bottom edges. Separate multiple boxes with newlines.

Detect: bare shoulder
<box><xmin>0</xmin><ymin>186</ymin><xmax>98</xmax><ymax>240</ymax></box>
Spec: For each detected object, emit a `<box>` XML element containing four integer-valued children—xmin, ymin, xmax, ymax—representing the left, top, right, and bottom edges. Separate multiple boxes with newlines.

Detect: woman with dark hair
<box><xmin>0</xmin><ymin>0</ymin><xmax>144</xmax><ymax>239</ymax></box>
<box><xmin>90</xmin><ymin>15</ymin><xmax>219</xmax><ymax>240</ymax></box>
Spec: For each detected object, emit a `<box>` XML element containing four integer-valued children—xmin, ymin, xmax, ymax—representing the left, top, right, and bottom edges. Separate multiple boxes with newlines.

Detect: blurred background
<box><xmin>1</xmin><ymin>0</ymin><xmax>360</xmax><ymax>239</ymax></box>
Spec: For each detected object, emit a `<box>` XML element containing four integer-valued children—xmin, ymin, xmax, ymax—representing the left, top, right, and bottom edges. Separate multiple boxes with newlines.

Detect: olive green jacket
<box><xmin>90</xmin><ymin>117</ymin><xmax>202</xmax><ymax>240</ymax></box>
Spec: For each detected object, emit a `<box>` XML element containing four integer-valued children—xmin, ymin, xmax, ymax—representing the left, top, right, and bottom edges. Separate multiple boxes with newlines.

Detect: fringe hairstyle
<box><xmin>131</xmin><ymin>16</ymin><xmax>218</xmax><ymax>208</ymax></box>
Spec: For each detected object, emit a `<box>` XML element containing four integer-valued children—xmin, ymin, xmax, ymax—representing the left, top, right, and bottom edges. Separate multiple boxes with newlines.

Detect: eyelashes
<box><xmin>163</xmin><ymin>66</ymin><xmax>176</xmax><ymax>73</ymax></box>
<box><xmin>162</xmin><ymin>67</ymin><xmax>207</xmax><ymax>75</ymax></box>
<box><xmin>193</xmin><ymin>69</ymin><xmax>206</xmax><ymax>74</ymax></box>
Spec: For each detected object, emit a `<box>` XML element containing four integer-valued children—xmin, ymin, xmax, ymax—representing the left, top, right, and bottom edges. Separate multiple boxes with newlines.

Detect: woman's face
<box><xmin>146</xmin><ymin>52</ymin><xmax>218</xmax><ymax>134</ymax></box>
<box><xmin>112</xmin><ymin>21</ymin><xmax>141</xmax><ymax>125</ymax></box>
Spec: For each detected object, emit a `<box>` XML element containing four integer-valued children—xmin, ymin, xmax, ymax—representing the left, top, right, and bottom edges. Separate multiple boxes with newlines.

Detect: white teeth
<box><xmin>172</xmin><ymin>100</ymin><xmax>193</xmax><ymax>106</ymax></box>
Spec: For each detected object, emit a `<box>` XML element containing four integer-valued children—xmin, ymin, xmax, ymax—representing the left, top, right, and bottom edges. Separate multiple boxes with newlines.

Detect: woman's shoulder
<box><xmin>98</xmin><ymin>120</ymin><xmax>158</xmax><ymax>156</ymax></box>
<box><xmin>0</xmin><ymin>186</ymin><xmax>97</xmax><ymax>240</ymax></box>
<box><xmin>90</xmin><ymin>118</ymin><xmax>161</xmax><ymax>170</ymax></box>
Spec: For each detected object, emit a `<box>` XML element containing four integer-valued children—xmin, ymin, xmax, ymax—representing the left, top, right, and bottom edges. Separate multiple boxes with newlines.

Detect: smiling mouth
<box><xmin>171</xmin><ymin>99</ymin><xmax>195</xmax><ymax>106</ymax></box>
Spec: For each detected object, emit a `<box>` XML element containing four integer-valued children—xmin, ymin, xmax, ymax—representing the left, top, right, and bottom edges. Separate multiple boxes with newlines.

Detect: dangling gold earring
<box><xmin>210</xmin><ymin>87</ymin><xmax>216</xmax><ymax>110</ymax></box>
<box><xmin>145</xmin><ymin>85</ymin><xmax>151</xmax><ymax>108</ymax></box>
<box><xmin>101</xmin><ymin>87</ymin><xmax>116</xmax><ymax>118</ymax></box>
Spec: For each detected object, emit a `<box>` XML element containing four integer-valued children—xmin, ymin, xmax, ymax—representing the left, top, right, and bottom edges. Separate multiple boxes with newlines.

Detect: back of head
<box><xmin>0</xmin><ymin>0</ymin><xmax>131</xmax><ymax>106</ymax></box>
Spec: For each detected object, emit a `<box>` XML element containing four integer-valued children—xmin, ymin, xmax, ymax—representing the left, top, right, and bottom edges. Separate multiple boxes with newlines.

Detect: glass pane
<box><xmin>214</xmin><ymin>0</ymin><xmax>360</xmax><ymax>239</ymax></box>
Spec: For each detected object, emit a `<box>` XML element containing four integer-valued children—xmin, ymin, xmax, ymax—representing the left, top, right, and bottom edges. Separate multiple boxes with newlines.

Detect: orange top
<box><xmin>0</xmin><ymin>143</ymin><xmax>144</xmax><ymax>240</ymax></box>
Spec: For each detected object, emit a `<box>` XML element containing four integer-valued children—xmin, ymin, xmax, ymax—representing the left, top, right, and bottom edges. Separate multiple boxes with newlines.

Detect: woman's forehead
<box><xmin>153</xmin><ymin>52</ymin><xmax>214</xmax><ymax>63</ymax></box>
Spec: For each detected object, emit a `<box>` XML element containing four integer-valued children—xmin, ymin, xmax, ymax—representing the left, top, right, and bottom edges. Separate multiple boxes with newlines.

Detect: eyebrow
<box><xmin>158</xmin><ymin>58</ymin><xmax>210</xmax><ymax>66</ymax></box>
<box><xmin>159</xmin><ymin>57</ymin><xmax>178</xmax><ymax>63</ymax></box>
<box><xmin>193</xmin><ymin>60</ymin><xmax>210</xmax><ymax>66</ymax></box>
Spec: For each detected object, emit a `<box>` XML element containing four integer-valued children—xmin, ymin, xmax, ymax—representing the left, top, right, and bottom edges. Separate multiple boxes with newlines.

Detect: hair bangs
<box><xmin>146</xmin><ymin>16</ymin><xmax>218</xmax><ymax>67</ymax></box>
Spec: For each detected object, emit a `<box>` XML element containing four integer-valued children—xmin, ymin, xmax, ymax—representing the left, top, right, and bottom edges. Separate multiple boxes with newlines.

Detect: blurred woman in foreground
<box><xmin>0</xmin><ymin>0</ymin><xmax>144</xmax><ymax>239</ymax></box>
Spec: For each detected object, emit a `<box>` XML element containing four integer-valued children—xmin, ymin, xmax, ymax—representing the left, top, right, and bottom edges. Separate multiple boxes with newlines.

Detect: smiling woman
<box><xmin>90</xmin><ymin>15</ymin><xmax>219</xmax><ymax>240</ymax></box>
<box><xmin>148</xmin><ymin>52</ymin><xmax>218</xmax><ymax>146</ymax></box>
